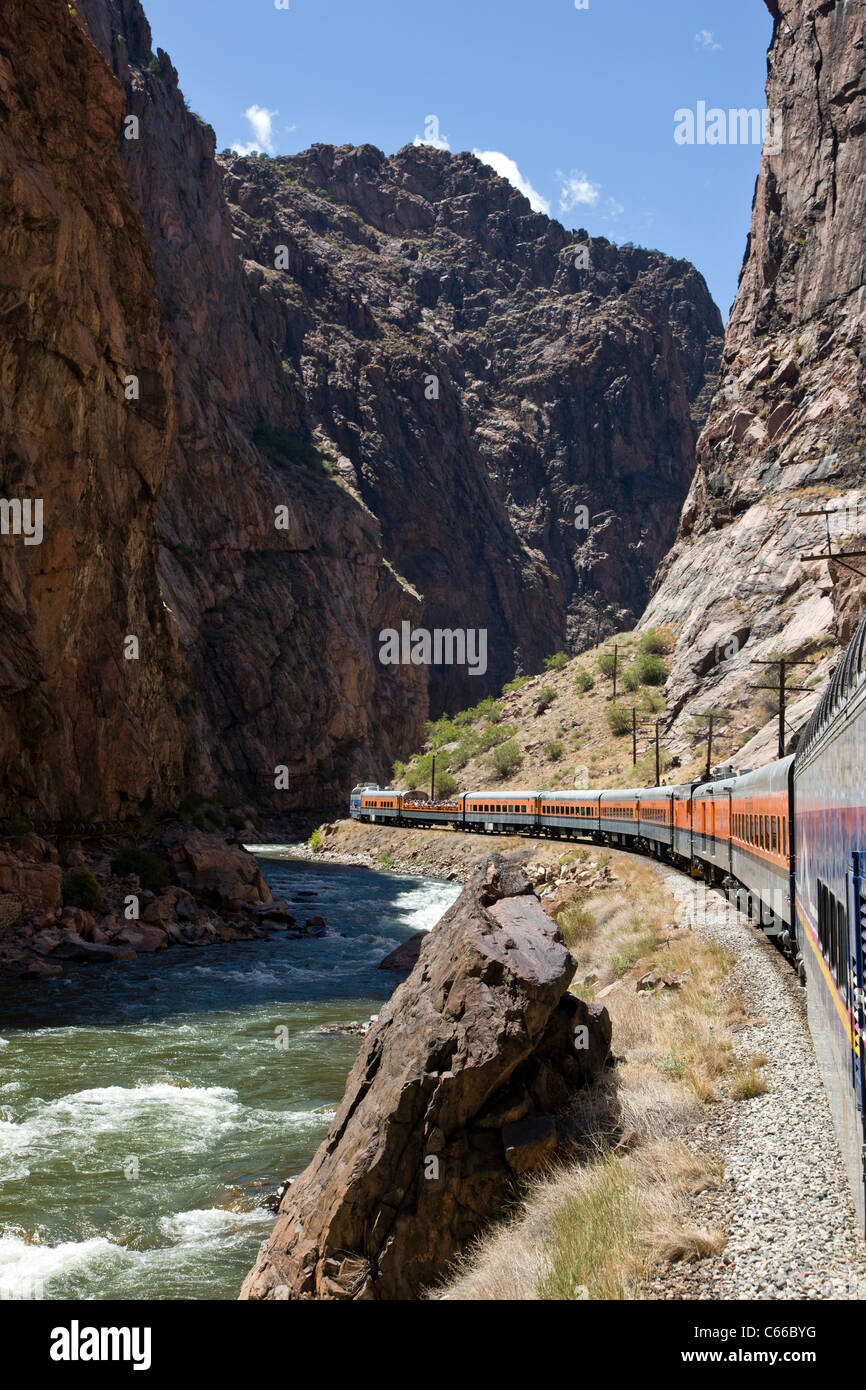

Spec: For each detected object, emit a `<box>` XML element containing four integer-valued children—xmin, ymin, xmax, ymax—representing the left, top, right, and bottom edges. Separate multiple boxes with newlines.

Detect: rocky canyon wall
<box><xmin>0</xmin><ymin>0</ymin><xmax>185</xmax><ymax>822</ymax></box>
<box><xmin>222</xmin><ymin>143</ymin><xmax>722</xmax><ymax>713</ymax></box>
<box><xmin>644</xmin><ymin>0</ymin><xmax>866</xmax><ymax>766</ymax></box>
<box><xmin>2</xmin><ymin>0</ymin><xmax>722</xmax><ymax>820</ymax></box>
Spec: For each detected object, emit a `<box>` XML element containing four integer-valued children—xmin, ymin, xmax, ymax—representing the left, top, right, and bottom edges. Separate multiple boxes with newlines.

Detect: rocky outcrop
<box><xmin>0</xmin><ymin>827</ymin><xmax>292</xmax><ymax>978</ymax></box>
<box><xmin>240</xmin><ymin>855</ymin><xmax>611</xmax><ymax>1300</ymax></box>
<box><xmin>644</xmin><ymin>0</ymin><xmax>866</xmax><ymax>758</ymax></box>
<box><xmin>0</xmin><ymin>0</ymin><xmax>185</xmax><ymax>822</ymax></box>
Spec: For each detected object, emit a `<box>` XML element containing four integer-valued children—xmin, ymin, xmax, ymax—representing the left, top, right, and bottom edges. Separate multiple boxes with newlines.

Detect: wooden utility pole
<box><xmin>632</xmin><ymin>706</ymin><xmax>638</xmax><ymax>767</ymax></box>
<box><xmin>655</xmin><ymin>720</ymin><xmax>661</xmax><ymax>785</ymax></box>
<box><xmin>798</xmin><ymin>505</ymin><xmax>866</xmax><ymax>580</ymax></box>
<box><xmin>705</xmin><ymin>713</ymin><xmax>714</xmax><ymax>782</ymax></box>
<box><xmin>753</xmin><ymin>658</ymin><xmax>812</xmax><ymax>760</ymax></box>
<box><xmin>430</xmin><ymin>754</ymin><xmax>436</xmax><ymax>802</ymax></box>
<box><xmin>612</xmin><ymin>644</ymin><xmax>618</xmax><ymax>700</ymax></box>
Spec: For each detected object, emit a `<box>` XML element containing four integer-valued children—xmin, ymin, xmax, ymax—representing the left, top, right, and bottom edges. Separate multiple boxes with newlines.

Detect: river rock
<box><xmin>25</xmin><ymin>957</ymin><xmax>65</xmax><ymax>979</ymax></box>
<box><xmin>377</xmin><ymin>933</ymin><xmax>426</xmax><ymax>973</ymax></box>
<box><xmin>240</xmin><ymin>854</ymin><xmax>611</xmax><ymax>1301</ymax></box>
<box><xmin>168</xmin><ymin>831</ymin><xmax>273</xmax><ymax>911</ymax></box>
<box><xmin>115</xmin><ymin>923</ymin><xmax>169</xmax><ymax>953</ymax></box>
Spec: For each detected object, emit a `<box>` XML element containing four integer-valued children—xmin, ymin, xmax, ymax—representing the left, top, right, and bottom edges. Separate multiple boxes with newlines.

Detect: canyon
<box><xmin>1</xmin><ymin>0</ymin><xmax>722</xmax><ymax>825</ymax></box>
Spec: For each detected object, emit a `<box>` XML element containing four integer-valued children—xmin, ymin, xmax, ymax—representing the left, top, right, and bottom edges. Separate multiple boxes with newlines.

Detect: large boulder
<box><xmin>0</xmin><ymin>851</ymin><xmax>62</xmax><ymax>912</ymax></box>
<box><xmin>168</xmin><ymin>832</ymin><xmax>272</xmax><ymax>911</ymax></box>
<box><xmin>240</xmin><ymin>854</ymin><xmax>611</xmax><ymax>1301</ymax></box>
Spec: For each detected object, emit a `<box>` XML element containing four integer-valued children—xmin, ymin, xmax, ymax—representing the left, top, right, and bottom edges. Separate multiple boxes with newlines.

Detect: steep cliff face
<box><xmin>1</xmin><ymin>0</ymin><xmax>722</xmax><ymax>821</ymax></box>
<box><xmin>0</xmin><ymin>0</ymin><xmax>184</xmax><ymax>822</ymax></box>
<box><xmin>76</xmin><ymin>0</ymin><xmax>428</xmax><ymax>810</ymax></box>
<box><xmin>223</xmin><ymin>144</ymin><xmax>722</xmax><ymax>710</ymax></box>
<box><xmin>644</xmin><ymin>0</ymin><xmax>866</xmax><ymax>761</ymax></box>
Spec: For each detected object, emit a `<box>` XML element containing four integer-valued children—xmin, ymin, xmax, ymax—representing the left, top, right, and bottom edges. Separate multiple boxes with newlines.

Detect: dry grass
<box><xmin>431</xmin><ymin>850</ymin><xmax>763</xmax><ymax>1301</ymax></box>
<box><xmin>729</xmin><ymin>1066</ymin><xmax>770</xmax><ymax>1100</ymax></box>
<box><xmin>432</xmin><ymin>1140</ymin><xmax>725</xmax><ymax>1301</ymax></box>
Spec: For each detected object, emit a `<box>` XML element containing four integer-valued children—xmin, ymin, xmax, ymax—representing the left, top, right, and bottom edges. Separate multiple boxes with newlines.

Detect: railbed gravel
<box><xmin>647</xmin><ymin>864</ymin><xmax>866</xmax><ymax>1301</ymax></box>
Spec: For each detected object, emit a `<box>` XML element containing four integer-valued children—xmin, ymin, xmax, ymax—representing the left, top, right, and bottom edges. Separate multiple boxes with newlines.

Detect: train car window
<box><xmin>771</xmin><ymin>818</ymin><xmax>778</xmax><ymax>853</ymax></box>
<box><xmin>783</xmin><ymin>819</ymin><xmax>788</xmax><ymax>856</ymax></box>
<box><xmin>836</xmin><ymin>897</ymin><xmax>848</xmax><ymax>1003</ymax></box>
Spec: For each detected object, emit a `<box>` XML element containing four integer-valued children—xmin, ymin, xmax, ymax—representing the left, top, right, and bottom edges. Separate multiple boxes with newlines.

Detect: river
<box><xmin>0</xmin><ymin>851</ymin><xmax>459</xmax><ymax>1301</ymax></box>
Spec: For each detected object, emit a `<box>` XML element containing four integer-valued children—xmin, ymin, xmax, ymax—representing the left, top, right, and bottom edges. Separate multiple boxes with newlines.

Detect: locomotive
<box><xmin>351</xmin><ymin>614</ymin><xmax>866</xmax><ymax>1232</ymax></box>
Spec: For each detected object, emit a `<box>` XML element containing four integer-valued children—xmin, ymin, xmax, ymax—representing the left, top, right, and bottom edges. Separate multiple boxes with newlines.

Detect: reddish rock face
<box><xmin>0</xmin><ymin>0</ymin><xmax>185</xmax><ymax>822</ymax></box>
<box><xmin>1</xmin><ymin>0</ymin><xmax>721</xmax><ymax>821</ymax></box>
<box><xmin>221</xmin><ymin>143</ymin><xmax>722</xmax><ymax>714</ymax></box>
<box><xmin>240</xmin><ymin>855</ymin><xmax>611</xmax><ymax>1301</ymax></box>
<box><xmin>75</xmin><ymin>0</ymin><xmax>429</xmax><ymax>810</ymax></box>
<box><xmin>645</xmin><ymin>0</ymin><xmax>866</xmax><ymax>755</ymax></box>
<box><xmin>0</xmin><ymin>852</ymin><xmax>62</xmax><ymax>913</ymax></box>
<box><xmin>168</xmin><ymin>831</ymin><xmax>272</xmax><ymax>910</ymax></box>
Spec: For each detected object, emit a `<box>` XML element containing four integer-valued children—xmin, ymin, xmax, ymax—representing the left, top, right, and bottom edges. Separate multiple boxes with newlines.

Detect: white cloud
<box><xmin>606</xmin><ymin>196</ymin><xmax>625</xmax><ymax>219</ymax></box>
<box><xmin>472</xmin><ymin>149</ymin><xmax>551</xmax><ymax>215</ymax></box>
<box><xmin>695</xmin><ymin>29</ymin><xmax>722</xmax><ymax>51</ymax></box>
<box><xmin>557</xmin><ymin>169</ymin><xmax>601</xmax><ymax>213</ymax></box>
<box><xmin>232</xmin><ymin>105</ymin><xmax>278</xmax><ymax>155</ymax></box>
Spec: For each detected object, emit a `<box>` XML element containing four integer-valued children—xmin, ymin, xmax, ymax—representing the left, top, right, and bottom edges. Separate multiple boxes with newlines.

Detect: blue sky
<box><xmin>142</xmin><ymin>0</ymin><xmax>774</xmax><ymax>319</ymax></box>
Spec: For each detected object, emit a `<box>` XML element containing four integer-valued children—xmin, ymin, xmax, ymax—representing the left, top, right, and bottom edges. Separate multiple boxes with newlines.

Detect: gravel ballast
<box><xmin>649</xmin><ymin>865</ymin><xmax>866</xmax><ymax>1300</ymax></box>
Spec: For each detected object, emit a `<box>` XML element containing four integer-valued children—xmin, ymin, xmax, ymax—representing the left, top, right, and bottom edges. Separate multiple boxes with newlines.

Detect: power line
<box><xmin>752</xmin><ymin>657</ymin><xmax>814</xmax><ymax>759</ymax></box>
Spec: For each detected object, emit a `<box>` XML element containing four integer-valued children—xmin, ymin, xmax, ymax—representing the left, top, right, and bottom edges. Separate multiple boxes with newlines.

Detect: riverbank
<box><xmin>0</xmin><ymin>853</ymin><xmax>459</xmax><ymax>1299</ymax></box>
<box><xmin>0</xmin><ymin>825</ymin><xmax>309</xmax><ymax>981</ymax></box>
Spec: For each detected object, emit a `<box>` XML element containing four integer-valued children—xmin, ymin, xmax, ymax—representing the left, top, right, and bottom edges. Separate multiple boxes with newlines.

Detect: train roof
<box><xmin>798</xmin><ymin>613</ymin><xmax>866</xmax><ymax>761</ymax></box>
<box><xmin>537</xmin><ymin>790</ymin><xmax>601</xmax><ymax>799</ymax></box>
<box><xmin>465</xmin><ymin>790</ymin><xmax>542</xmax><ymax>798</ymax></box>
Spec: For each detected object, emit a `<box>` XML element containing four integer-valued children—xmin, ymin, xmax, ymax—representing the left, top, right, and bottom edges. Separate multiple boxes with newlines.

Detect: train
<box><xmin>351</xmin><ymin>613</ymin><xmax>866</xmax><ymax>1234</ymax></box>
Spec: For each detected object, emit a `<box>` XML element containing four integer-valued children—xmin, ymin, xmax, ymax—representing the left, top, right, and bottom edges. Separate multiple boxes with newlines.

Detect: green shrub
<box><xmin>490</xmin><ymin>739</ymin><xmax>523</xmax><ymax>779</ymax></box>
<box><xmin>477</xmin><ymin>722</ymin><xmax>517</xmax><ymax>753</ymax></box>
<box><xmin>634</xmin><ymin>653</ymin><xmax>668</xmax><ymax>686</ymax></box>
<box><xmin>253</xmin><ymin>425</ymin><xmax>325</xmax><ymax>471</ymax></box>
<box><xmin>2</xmin><ymin>815</ymin><xmax>30</xmax><ymax>836</ymax></box>
<box><xmin>574</xmin><ymin>668</ymin><xmax>594</xmax><ymax>693</ymax></box>
<box><xmin>425</xmin><ymin>716</ymin><xmax>460</xmax><ymax>749</ymax></box>
<box><xmin>454</xmin><ymin>697</ymin><xmax>502</xmax><ymax>727</ymax></box>
<box><xmin>391</xmin><ymin>760</ymin><xmax>407</xmax><ymax>782</ymax></box>
<box><xmin>607</xmin><ymin>705</ymin><xmax>631</xmax><ymax>737</ymax></box>
<box><xmin>62</xmin><ymin>867</ymin><xmax>104</xmax><ymax>912</ymax></box>
<box><xmin>544</xmin><ymin>651</ymin><xmax>569</xmax><ymax>672</ymax></box>
<box><xmin>309</xmin><ymin>828</ymin><xmax>325</xmax><ymax>853</ymax></box>
<box><xmin>446</xmin><ymin>743</ymin><xmax>472</xmax><ymax>772</ymax></box>
<box><xmin>597</xmin><ymin>650</ymin><xmax>617</xmax><ymax>677</ymax></box>
<box><xmin>110</xmin><ymin>847</ymin><xmax>170</xmax><ymax>892</ymax></box>
<box><xmin>622</xmin><ymin>668</ymin><xmax>640</xmax><ymax>692</ymax></box>
<box><xmin>537</xmin><ymin>686</ymin><xmax>556</xmax><ymax>712</ymax></box>
<box><xmin>406</xmin><ymin>754</ymin><xmax>432</xmax><ymax>791</ymax></box>
<box><xmin>639</xmin><ymin>627</ymin><xmax>671</xmax><ymax>655</ymax></box>
<box><xmin>435</xmin><ymin>770</ymin><xmax>458</xmax><ymax>799</ymax></box>
<box><xmin>545</xmin><ymin>740</ymin><xmax>564</xmax><ymax>762</ymax></box>
<box><xmin>502</xmin><ymin>675</ymin><xmax>530</xmax><ymax>694</ymax></box>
